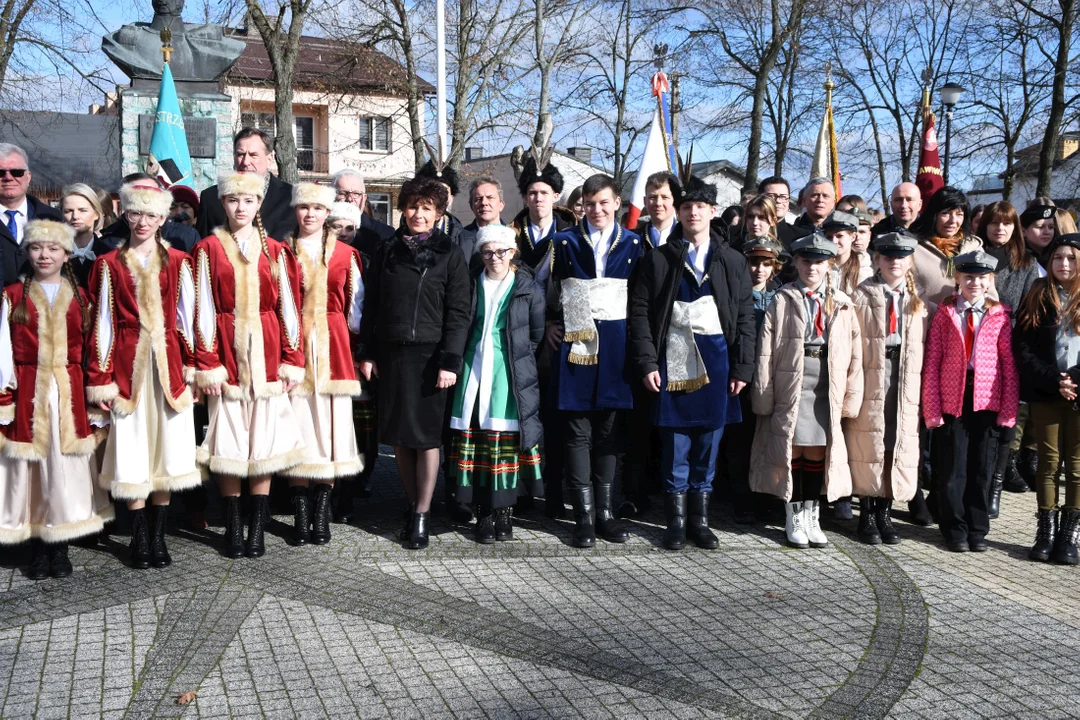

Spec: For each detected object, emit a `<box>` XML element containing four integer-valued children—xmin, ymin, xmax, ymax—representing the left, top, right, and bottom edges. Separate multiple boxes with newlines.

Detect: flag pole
<box><xmin>436</xmin><ymin>0</ymin><xmax>448</xmax><ymax>162</ymax></box>
<box><xmin>823</xmin><ymin>63</ymin><xmax>841</xmax><ymax>196</ymax></box>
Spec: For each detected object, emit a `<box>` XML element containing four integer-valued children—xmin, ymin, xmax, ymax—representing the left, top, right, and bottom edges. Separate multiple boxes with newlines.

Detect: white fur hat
<box><xmin>218</xmin><ymin>172</ymin><xmax>265</xmax><ymax>200</ymax></box>
<box><xmin>24</xmin><ymin>219</ymin><xmax>75</xmax><ymax>253</ymax></box>
<box><xmin>119</xmin><ymin>183</ymin><xmax>173</xmax><ymax>217</ymax></box>
<box><xmin>292</xmin><ymin>182</ymin><xmax>336</xmax><ymax>209</ymax></box>
<box><xmin>327</xmin><ymin>201</ymin><xmax>363</xmax><ymax>227</ymax></box>
<box><xmin>474</xmin><ymin>225</ymin><xmax>517</xmax><ymax>255</ymax></box>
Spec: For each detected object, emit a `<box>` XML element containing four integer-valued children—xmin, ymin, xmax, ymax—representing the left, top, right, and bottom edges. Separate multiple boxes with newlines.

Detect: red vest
<box><xmin>193</xmin><ymin>229</ymin><xmax>305</xmax><ymax>398</ymax></box>
<box><xmin>85</xmin><ymin>244</ymin><xmax>195</xmax><ymax>415</ymax></box>
<box><xmin>0</xmin><ymin>280</ymin><xmax>99</xmax><ymax>459</ymax></box>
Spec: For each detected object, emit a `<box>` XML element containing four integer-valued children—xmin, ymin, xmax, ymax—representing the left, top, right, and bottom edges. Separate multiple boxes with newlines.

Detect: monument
<box><xmin>103</xmin><ymin>0</ymin><xmax>245</xmax><ymax>190</ymax></box>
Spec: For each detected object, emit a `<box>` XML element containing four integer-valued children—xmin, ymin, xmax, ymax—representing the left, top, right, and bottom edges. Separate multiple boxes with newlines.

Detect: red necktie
<box><xmin>887</xmin><ymin>294</ymin><xmax>898</xmax><ymax>335</ymax></box>
<box><xmin>807</xmin><ymin>291</ymin><xmax>824</xmax><ymax>338</ymax></box>
<box><xmin>964</xmin><ymin>308</ymin><xmax>975</xmax><ymax>361</ymax></box>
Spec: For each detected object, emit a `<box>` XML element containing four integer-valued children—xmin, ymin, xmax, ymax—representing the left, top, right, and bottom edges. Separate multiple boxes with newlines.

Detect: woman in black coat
<box><xmin>357</xmin><ymin>177</ymin><xmax>471</xmax><ymax>549</ymax></box>
<box><xmin>446</xmin><ymin>225</ymin><xmax>546</xmax><ymax>543</ymax></box>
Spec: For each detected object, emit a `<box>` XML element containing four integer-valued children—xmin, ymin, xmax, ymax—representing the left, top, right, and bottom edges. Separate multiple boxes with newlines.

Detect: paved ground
<box><xmin>1</xmin><ymin>448</ymin><xmax>1078</xmax><ymax>719</ymax></box>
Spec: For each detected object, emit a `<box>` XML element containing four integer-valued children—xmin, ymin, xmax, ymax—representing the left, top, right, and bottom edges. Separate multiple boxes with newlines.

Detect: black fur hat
<box><xmin>416</xmin><ymin>159</ymin><xmax>460</xmax><ymax>196</ymax></box>
<box><xmin>678</xmin><ymin>175</ymin><xmax>717</xmax><ymax>207</ymax></box>
<box><xmin>518</xmin><ymin>156</ymin><xmax>564</xmax><ymax>196</ymax></box>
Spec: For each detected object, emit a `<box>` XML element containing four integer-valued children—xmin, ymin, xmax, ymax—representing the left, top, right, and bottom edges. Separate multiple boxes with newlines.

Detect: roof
<box><xmin>225</xmin><ymin>30</ymin><xmax>435</xmax><ymax>96</ymax></box>
<box><xmin>460</xmin><ymin>149</ymin><xmax>608</xmax><ymax>173</ymax></box>
<box><xmin>691</xmin><ymin>159</ymin><xmax>746</xmax><ymax>182</ymax></box>
<box><xmin>1007</xmin><ymin>131</ymin><xmax>1080</xmax><ymax>176</ymax></box>
<box><xmin>0</xmin><ymin>111</ymin><xmax>120</xmax><ymax>194</ymax></box>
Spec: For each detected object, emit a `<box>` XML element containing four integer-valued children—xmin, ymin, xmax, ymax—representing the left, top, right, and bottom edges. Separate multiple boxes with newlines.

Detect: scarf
<box><xmin>402</xmin><ymin>231</ymin><xmax>432</xmax><ymax>251</ymax></box>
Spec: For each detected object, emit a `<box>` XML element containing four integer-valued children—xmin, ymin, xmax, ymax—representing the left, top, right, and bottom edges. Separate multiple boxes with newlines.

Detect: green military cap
<box><xmin>822</xmin><ymin>210</ymin><xmax>860</xmax><ymax>234</ymax></box>
<box><xmin>853</xmin><ymin>208</ymin><xmax>873</xmax><ymax>226</ymax></box>
<box><xmin>953</xmin><ymin>248</ymin><xmax>999</xmax><ymax>275</ymax></box>
<box><xmin>790</xmin><ymin>231</ymin><xmax>837</xmax><ymax>260</ymax></box>
<box><xmin>872</xmin><ymin>232</ymin><xmax>917</xmax><ymax>258</ymax></box>
<box><xmin>742</xmin><ymin>235</ymin><xmax>784</xmax><ymax>258</ymax></box>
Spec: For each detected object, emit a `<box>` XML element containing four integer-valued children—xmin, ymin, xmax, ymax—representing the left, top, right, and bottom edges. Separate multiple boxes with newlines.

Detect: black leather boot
<box><xmin>833</xmin><ymin>496</ymin><xmax>854</xmax><ymax>520</ymax></box>
<box><xmin>399</xmin><ymin>505</ymin><xmax>414</xmax><ymax>541</ymax></box>
<box><xmin>494</xmin><ymin>507</ymin><xmax>513</xmax><ymax>541</ymax></box>
<box><xmin>407</xmin><ymin>510</ymin><xmax>430</xmax><ymax>549</ymax></box>
<box><xmin>129</xmin><ymin>507</ymin><xmax>151</xmax><ymax>569</ymax></box>
<box><xmin>1052</xmin><ymin>509</ymin><xmax>1080</xmax><ymax>565</ymax></box>
<box><xmin>26</xmin><ymin>539</ymin><xmax>49</xmax><ymax>580</ymax></box>
<box><xmin>988</xmin><ymin>473</ymin><xmax>1004</xmax><ymax>519</ymax></box>
<box><xmin>594</xmin><ymin>483</ymin><xmax>629</xmax><ymax>543</ymax></box>
<box><xmin>290</xmin><ymin>486</ymin><xmax>311</xmax><ymax>546</ymax></box>
<box><xmin>687</xmin><ymin>492</ymin><xmax>719</xmax><ymax>549</ymax></box>
<box><xmin>663</xmin><ymin>493</ymin><xmax>687</xmax><ymax>550</ymax></box>
<box><xmin>875</xmin><ymin>499</ymin><xmax>901</xmax><ymax>545</ymax></box>
<box><xmin>150</xmin><ymin>504</ymin><xmax>172</xmax><ymax>568</ymax></box>
<box><xmin>222</xmin><ymin>496</ymin><xmax>245</xmax><ymax>558</ymax></box>
<box><xmin>311</xmin><ymin>484</ymin><xmax>333</xmax><ymax>545</ymax></box>
<box><xmin>1030</xmin><ymin>508</ymin><xmax>1057</xmax><ymax>562</ymax></box>
<box><xmin>1002</xmin><ymin>450</ymin><xmax>1028</xmax><ymax>492</ymax></box>
<box><xmin>907</xmin><ymin>488</ymin><xmax>932</xmax><ymax>526</ymax></box>
<box><xmin>571</xmin><ymin>487</ymin><xmax>596</xmax><ymax>549</ymax></box>
<box><xmin>48</xmin><ymin>543</ymin><xmax>73</xmax><ymax>578</ymax></box>
<box><xmin>245</xmin><ymin>495</ymin><xmax>268</xmax><ymax>558</ymax></box>
<box><xmin>857</xmin><ymin>497</ymin><xmax>881</xmax><ymax>545</ymax></box>
<box><xmin>544</xmin><ymin>476</ymin><xmax>565</xmax><ymax>519</ymax></box>
<box><xmin>1018</xmin><ymin>447</ymin><xmax>1038</xmax><ymax>491</ymax></box>
<box><xmin>474</xmin><ymin>505</ymin><xmax>495</xmax><ymax>544</ymax></box>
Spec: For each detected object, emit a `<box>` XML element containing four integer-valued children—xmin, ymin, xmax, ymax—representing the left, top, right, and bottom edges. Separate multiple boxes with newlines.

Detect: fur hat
<box><xmin>218</xmin><ymin>172</ymin><xmax>265</xmax><ymax>200</ymax></box>
<box><xmin>417</xmin><ymin>160</ymin><xmax>460</xmax><ymax>196</ymax></box>
<box><xmin>474</xmin><ymin>225</ymin><xmax>518</xmax><ymax>255</ymax></box>
<box><xmin>518</xmin><ymin>156</ymin><xmax>565</xmax><ymax>196</ymax></box>
<box><xmin>678</xmin><ymin>175</ymin><xmax>717</xmax><ymax>207</ymax></box>
<box><xmin>119</xmin><ymin>183</ymin><xmax>174</xmax><ymax>217</ymax></box>
<box><xmin>292</xmin><ymin>182</ymin><xmax>337</xmax><ymax>209</ymax></box>
<box><xmin>327</xmin><ymin>201</ymin><xmax>364</xmax><ymax>227</ymax></box>
<box><xmin>24</xmin><ymin>219</ymin><xmax>75</xmax><ymax>253</ymax></box>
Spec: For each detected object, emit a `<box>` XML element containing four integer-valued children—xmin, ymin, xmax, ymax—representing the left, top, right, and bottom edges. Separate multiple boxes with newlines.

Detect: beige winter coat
<box><xmin>750</xmin><ymin>284</ymin><xmax>864</xmax><ymax>501</ymax></box>
<box><xmin>912</xmin><ymin>236</ymin><xmax>982</xmax><ymax>305</ymax></box>
<box><xmin>845</xmin><ymin>280</ymin><xmax>929</xmax><ymax>502</ymax></box>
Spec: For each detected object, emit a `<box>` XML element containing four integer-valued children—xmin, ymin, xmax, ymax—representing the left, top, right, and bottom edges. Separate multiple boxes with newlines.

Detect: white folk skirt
<box><xmin>197</xmin><ymin>392</ymin><xmax>307</xmax><ymax>478</ymax></box>
<box><xmin>100</xmin><ymin>359</ymin><xmax>201</xmax><ymax>501</ymax></box>
<box><xmin>281</xmin><ymin>392</ymin><xmax>363</xmax><ymax>480</ymax></box>
<box><xmin>0</xmin><ymin>381</ymin><xmax>113</xmax><ymax>544</ymax></box>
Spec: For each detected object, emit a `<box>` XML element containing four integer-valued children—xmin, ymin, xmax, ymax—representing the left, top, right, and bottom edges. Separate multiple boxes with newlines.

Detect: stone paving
<box><xmin>1</xmin><ymin>448</ymin><xmax>1079</xmax><ymax>719</ymax></box>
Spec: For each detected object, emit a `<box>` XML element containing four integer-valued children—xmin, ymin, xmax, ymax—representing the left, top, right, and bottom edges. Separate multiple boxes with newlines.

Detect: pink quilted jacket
<box><xmin>922</xmin><ymin>297</ymin><xmax>1019</xmax><ymax>428</ymax></box>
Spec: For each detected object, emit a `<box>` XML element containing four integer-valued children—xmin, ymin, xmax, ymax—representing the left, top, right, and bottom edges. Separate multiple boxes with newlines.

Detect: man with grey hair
<box><xmin>332</xmin><ymin>167</ymin><xmax>394</xmax><ymax>258</ymax></box>
<box><xmin>0</xmin><ymin>143</ymin><xmax>62</xmax><ymax>286</ymax></box>
<box><xmin>790</xmin><ymin>177</ymin><xmax>837</xmax><ymax>242</ymax></box>
<box><xmin>464</xmin><ymin>175</ymin><xmax>505</xmax><ymax>232</ymax></box>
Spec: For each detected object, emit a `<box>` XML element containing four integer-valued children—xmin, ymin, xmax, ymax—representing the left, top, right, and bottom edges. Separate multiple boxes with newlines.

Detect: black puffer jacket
<box><xmin>629</xmin><ymin>228</ymin><xmax>756</xmax><ymax>384</ymax></box>
<box><xmin>1014</xmin><ymin>280</ymin><xmax>1079</xmax><ymax>403</ymax></box>
<box><xmin>465</xmin><ymin>264</ymin><xmax>546</xmax><ymax>450</ymax></box>
<box><xmin>357</xmin><ymin>228</ymin><xmax>471</xmax><ymax>372</ymax></box>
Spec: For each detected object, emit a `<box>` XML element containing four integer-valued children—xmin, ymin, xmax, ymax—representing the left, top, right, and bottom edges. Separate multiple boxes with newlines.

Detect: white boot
<box><xmin>785</xmin><ymin>502</ymin><xmax>809</xmax><ymax>548</ymax></box>
<box><xmin>804</xmin><ymin>500</ymin><xmax>829</xmax><ymax>548</ymax></box>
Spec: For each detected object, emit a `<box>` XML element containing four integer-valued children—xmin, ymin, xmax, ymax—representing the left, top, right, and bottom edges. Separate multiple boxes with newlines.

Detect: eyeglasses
<box><xmin>0</xmin><ymin>169</ymin><xmax>27</xmax><ymax>178</ymax></box>
<box><xmin>336</xmin><ymin>191</ymin><xmax>365</xmax><ymax>202</ymax></box>
<box><xmin>125</xmin><ymin>210</ymin><xmax>163</xmax><ymax>222</ymax></box>
<box><xmin>765</xmin><ymin>192</ymin><xmax>789</xmax><ymax>202</ymax></box>
<box><xmin>480</xmin><ymin>248</ymin><xmax>513</xmax><ymax>260</ymax></box>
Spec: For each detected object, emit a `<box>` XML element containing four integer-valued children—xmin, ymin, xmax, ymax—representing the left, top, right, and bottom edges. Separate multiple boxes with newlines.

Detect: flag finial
<box><xmin>160</xmin><ymin>27</ymin><xmax>173</xmax><ymax>65</ymax></box>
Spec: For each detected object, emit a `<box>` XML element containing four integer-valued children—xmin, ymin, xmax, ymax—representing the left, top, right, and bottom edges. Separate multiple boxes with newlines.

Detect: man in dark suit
<box><xmin>195</xmin><ymin>128</ymin><xmax>298</xmax><ymax>240</ymax></box>
<box><xmin>463</xmin><ymin>176</ymin><xmax>505</xmax><ymax>233</ymax></box>
<box><xmin>0</xmin><ymin>143</ymin><xmax>63</xmax><ymax>286</ymax></box>
<box><xmin>330</xmin><ymin>168</ymin><xmax>395</xmax><ymax>258</ymax></box>
<box><xmin>871</xmin><ymin>182</ymin><xmax>922</xmax><ymax>237</ymax></box>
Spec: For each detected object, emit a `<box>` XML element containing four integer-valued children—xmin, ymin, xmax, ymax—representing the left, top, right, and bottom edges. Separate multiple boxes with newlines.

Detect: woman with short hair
<box><xmin>60</xmin><ymin>184</ymin><xmax>111</xmax><ymax>288</ymax></box>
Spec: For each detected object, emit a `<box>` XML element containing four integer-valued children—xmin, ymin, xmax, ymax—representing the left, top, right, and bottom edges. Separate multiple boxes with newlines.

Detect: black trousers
<box><xmin>538</xmin><ymin>375</ymin><xmax>564</xmax><ymax>499</ymax></box>
<box><xmin>935</xmin><ymin>377</ymin><xmax>1000</xmax><ymax>543</ymax></box>
<box><xmin>721</xmin><ymin>391</ymin><xmax>755</xmax><ymax>501</ymax></box>
<box><xmin>563</xmin><ymin>409</ymin><xmax>620</xmax><ymax>492</ymax></box>
<box><xmin>621</xmin><ymin>385</ymin><xmax>660</xmax><ymax>502</ymax></box>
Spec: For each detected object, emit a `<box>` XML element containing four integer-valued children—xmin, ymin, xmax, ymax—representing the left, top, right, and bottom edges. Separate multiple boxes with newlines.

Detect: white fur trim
<box><xmin>38</xmin><ymin>505</ymin><xmax>115</xmax><ymax>543</ymax></box>
<box><xmin>195</xmin><ymin>366</ymin><xmax>229</xmax><ymax>389</ymax></box>
<box><xmin>119</xmin><ymin>184</ymin><xmax>173</xmax><ymax>217</ymax></box>
<box><xmin>282</xmin><ymin>455</ymin><xmax>365</xmax><ymax>480</ymax></box>
<box><xmin>218</xmin><ymin>172</ymin><xmax>264</xmax><ymax>199</ymax></box>
<box><xmin>0</xmin><ymin>405</ymin><xmax>14</xmax><ymax>422</ymax></box>
<box><xmin>198</xmin><ymin>445</ymin><xmax>309</xmax><ymax>478</ymax></box>
<box><xmin>184</xmin><ymin>366</ymin><xmax>196</xmax><ymax>384</ymax></box>
<box><xmin>328</xmin><ymin>201</ymin><xmax>363</xmax><ymax>226</ymax></box>
<box><xmin>0</xmin><ymin>525</ymin><xmax>31</xmax><ymax>545</ymax></box>
<box><xmin>292</xmin><ymin>182</ymin><xmax>336</xmax><ymax>209</ymax></box>
<box><xmin>278</xmin><ymin>363</ymin><xmax>306</xmax><ymax>385</ymax></box>
<box><xmin>85</xmin><ymin>383</ymin><xmax>120</xmax><ymax>405</ymax></box>
<box><xmin>24</xmin><ymin>220</ymin><xmax>75</xmax><ymax>253</ymax></box>
<box><xmin>474</xmin><ymin>225</ymin><xmax>518</xmax><ymax>254</ymax></box>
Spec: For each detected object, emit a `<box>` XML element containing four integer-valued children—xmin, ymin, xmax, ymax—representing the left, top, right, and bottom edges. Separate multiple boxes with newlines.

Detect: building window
<box><xmin>240</xmin><ymin>112</ymin><xmax>276</xmax><ymax>136</ymax></box>
<box><xmin>294</xmin><ymin>116</ymin><xmax>315</xmax><ymax>172</ymax></box>
<box><xmin>359</xmin><ymin>117</ymin><xmax>391</xmax><ymax>152</ymax></box>
<box><xmin>368</xmin><ymin>192</ymin><xmax>390</xmax><ymax>225</ymax></box>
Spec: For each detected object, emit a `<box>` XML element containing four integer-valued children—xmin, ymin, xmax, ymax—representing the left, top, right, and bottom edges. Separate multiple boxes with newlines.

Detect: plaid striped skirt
<box><xmin>449</xmin><ymin>428</ymin><xmax>542</xmax><ymax>509</ymax></box>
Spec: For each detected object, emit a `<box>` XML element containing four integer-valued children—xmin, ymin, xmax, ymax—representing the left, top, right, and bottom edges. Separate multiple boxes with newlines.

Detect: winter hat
<box><xmin>474</xmin><ymin>225</ymin><xmax>518</xmax><ymax>255</ymax></box>
<box><xmin>24</xmin><ymin>219</ymin><xmax>75</xmax><ymax>253</ymax></box>
<box><xmin>291</xmin><ymin>182</ymin><xmax>336</xmax><ymax>209</ymax></box>
<box><xmin>218</xmin><ymin>172</ymin><xmax>265</xmax><ymax>200</ymax></box>
<box><xmin>120</xmin><ymin>182</ymin><xmax>173</xmax><ymax>217</ymax></box>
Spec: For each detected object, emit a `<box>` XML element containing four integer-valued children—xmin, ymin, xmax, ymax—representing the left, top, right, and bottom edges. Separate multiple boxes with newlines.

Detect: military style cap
<box><xmin>1048</xmin><ymin>232</ymin><xmax>1080</xmax><ymax>254</ymax></box>
<box><xmin>743</xmin><ymin>236</ymin><xmax>783</xmax><ymax>258</ymax></box>
<box><xmin>1020</xmin><ymin>204</ymin><xmax>1055</xmax><ymax>227</ymax></box>
<box><xmin>822</xmin><ymin>210</ymin><xmax>859</xmax><ymax>234</ymax></box>
<box><xmin>872</xmin><ymin>232</ymin><xmax>917</xmax><ymax>258</ymax></box>
<box><xmin>953</xmin><ymin>249</ymin><xmax>998</xmax><ymax>275</ymax></box>
<box><xmin>790</xmin><ymin>231</ymin><xmax>837</xmax><ymax>260</ymax></box>
<box><xmin>680</xmin><ymin>175</ymin><xmax>718</xmax><ymax>207</ymax></box>
<box><xmin>853</xmin><ymin>208</ymin><xmax>873</xmax><ymax>226</ymax></box>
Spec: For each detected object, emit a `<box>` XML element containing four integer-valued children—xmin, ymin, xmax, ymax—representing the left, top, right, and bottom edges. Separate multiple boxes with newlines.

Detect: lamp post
<box><xmin>939</xmin><ymin>81</ymin><xmax>965</xmax><ymax>186</ymax></box>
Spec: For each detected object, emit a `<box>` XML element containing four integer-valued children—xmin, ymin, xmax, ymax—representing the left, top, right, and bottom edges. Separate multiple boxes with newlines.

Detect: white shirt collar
<box><xmin>586</xmin><ymin>220</ymin><xmax>615</xmax><ymax>247</ymax></box>
<box><xmin>957</xmin><ymin>295</ymin><xmax>987</xmax><ymax>313</ymax></box>
<box><xmin>528</xmin><ymin>215</ymin><xmax>554</xmax><ymax>241</ymax></box>
<box><xmin>649</xmin><ymin>219</ymin><xmax>675</xmax><ymax>246</ymax></box>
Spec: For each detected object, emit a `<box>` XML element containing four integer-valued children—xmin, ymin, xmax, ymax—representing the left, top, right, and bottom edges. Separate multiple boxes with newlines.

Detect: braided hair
<box><xmin>254</xmin><ymin>213</ymin><xmax>280</xmax><ymax>284</ymax></box>
<box><xmin>12</xmin><ymin>263</ymin><xmax>92</xmax><ymax>332</ymax></box>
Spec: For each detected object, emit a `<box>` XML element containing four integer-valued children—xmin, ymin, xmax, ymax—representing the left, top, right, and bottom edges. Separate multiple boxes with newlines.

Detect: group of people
<box><xmin>1</xmin><ymin>126</ymin><xmax>1078</xmax><ymax>582</ymax></box>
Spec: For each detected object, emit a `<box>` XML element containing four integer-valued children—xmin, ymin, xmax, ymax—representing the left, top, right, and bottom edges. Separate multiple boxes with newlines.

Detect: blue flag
<box><xmin>146</xmin><ymin>62</ymin><xmax>194</xmax><ymax>189</ymax></box>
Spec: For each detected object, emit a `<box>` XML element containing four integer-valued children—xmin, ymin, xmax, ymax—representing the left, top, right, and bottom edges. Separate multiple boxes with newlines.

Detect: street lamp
<box><xmin>939</xmin><ymin>81</ymin><xmax>965</xmax><ymax>186</ymax></box>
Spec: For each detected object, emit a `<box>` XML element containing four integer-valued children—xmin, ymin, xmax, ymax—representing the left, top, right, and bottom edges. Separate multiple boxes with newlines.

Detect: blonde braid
<box><xmin>321</xmin><ymin>225</ymin><xmax>329</xmax><ymax>266</ymax></box>
<box><xmin>905</xmin><ymin>270</ymin><xmax>923</xmax><ymax>314</ymax></box>
<box><xmin>63</xmin><ymin>262</ymin><xmax>92</xmax><ymax>332</ymax></box>
<box><xmin>254</xmin><ymin>213</ymin><xmax>279</xmax><ymax>284</ymax></box>
<box><xmin>11</xmin><ymin>274</ymin><xmax>32</xmax><ymax>326</ymax></box>
<box><xmin>824</xmin><ymin>268</ymin><xmax>836</xmax><ymax>317</ymax></box>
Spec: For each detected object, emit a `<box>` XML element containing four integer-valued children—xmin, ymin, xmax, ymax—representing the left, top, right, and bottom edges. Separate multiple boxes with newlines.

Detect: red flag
<box><xmin>916</xmin><ymin>110</ymin><xmax>944</xmax><ymax>205</ymax></box>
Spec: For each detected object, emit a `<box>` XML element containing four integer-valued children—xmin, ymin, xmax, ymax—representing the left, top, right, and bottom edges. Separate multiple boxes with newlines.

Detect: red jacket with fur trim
<box><xmin>85</xmin><ymin>244</ymin><xmax>196</xmax><ymax>415</ymax></box>
<box><xmin>292</xmin><ymin>234</ymin><xmax>364</xmax><ymax>397</ymax></box>
<box><xmin>192</xmin><ymin>229</ymin><xmax>305</xmax><ymax>399</ymax></box>
<box><xmin>0</xmin><ymin>280</ymin><xmax>100</xmax><ymax>459</ymax></box>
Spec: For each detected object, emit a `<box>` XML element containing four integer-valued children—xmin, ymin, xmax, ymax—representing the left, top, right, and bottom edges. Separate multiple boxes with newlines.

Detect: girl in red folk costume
<box><xmin>0</xmin><ymin>220</ymin><xmax>112</xmax><ymax>579</ymax></box>
<box><xmin>193</xmin><ymin>172</ymin><xmax>307</xmax><ymax>559</ymax></box>
<box><xmin>281</xmin><ymin>184</ymin><xmax>365</xmax><ymax>546</ymax></box>
<box><xmin>87</xmin><ymin>183</ymin><xmax>200</xmax><ymax>570</ymax></box>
